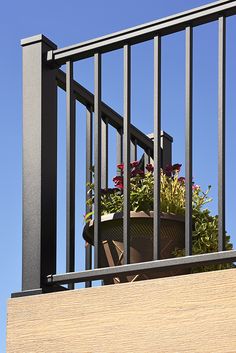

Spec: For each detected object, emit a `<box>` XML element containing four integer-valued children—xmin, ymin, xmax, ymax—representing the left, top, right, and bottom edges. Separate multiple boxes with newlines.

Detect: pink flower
<box><xmin>178</xmin><ymin>177</ymin><xmax>185</xmax><ymax>183</ymax></box>
<box><xmin>172</xmin><ymin>163</ymin><xmax>182</xmax><ymax>172</ymax></box>
<box><xmin>164</xmin><ymin>163</ymin><xmax>182</xmax><ymax>176</ymax></box>
<box><xmin>131</xmin><ymin>168</ymin><xmax>144</xmax><ymax>177</ymax></box>
<box><xmin>146</xmin><ymin>163</ymin><xmax>154</xmax><ymax>172</ymax></box>
<box><xmin>113</xmin><ymin>176</ymin><xmax>123</xmax><ymax>189</ymax></box>
<box><xmin>164</xmin><ymin>164</ymin><xmax>173</xmax><ymax>177</ymax></box>
<box><xmin>117</xmin><ymin>164</ymin><xmax>124</xmax><ymax>171</ymax></box>
<box><xmin>192</xmin><ymin>184</ymin><xmax>200</xmax><ymax>190</ymax></box>
<box><xmin>130</xmin><ymin>161</ymin><xmax>139</xmax><ymax>168</ymax></box>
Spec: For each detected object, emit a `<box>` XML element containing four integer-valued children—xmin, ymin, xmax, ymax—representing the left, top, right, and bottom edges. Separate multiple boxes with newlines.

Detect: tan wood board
<box><xmin>6</xmin><ymin>269</ymin><xmax>236</xmax><ymax>353</ymax></box>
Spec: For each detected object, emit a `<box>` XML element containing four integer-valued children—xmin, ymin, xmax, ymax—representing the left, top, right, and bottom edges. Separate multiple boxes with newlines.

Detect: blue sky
<box><xmin>1</xmin><ymin>0</ymin><xmax>236</xmax><ymax>351</ymax></box>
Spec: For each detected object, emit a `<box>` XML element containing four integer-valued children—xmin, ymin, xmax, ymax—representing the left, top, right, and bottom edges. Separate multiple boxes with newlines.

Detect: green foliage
<box><xmin>174</xmin><ymin>209</ymin><xmax>233</xmax><ymax>272</ymax></box>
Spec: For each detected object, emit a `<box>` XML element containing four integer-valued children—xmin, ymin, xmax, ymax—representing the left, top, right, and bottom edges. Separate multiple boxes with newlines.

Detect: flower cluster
<box><xmin>113</xmin><ymin>161</ymin><xmax>149</xmax><ymax>189</ymax></box>
<box><xmin>112</xmin><ymin>162</ymin><xmax>200</xmax><ymax>193</ymax></box>
<box><xmin>86</xmin><ymin>161</ymin><xmax>211</xmax><ymax>215</ymax></box>
<box><xmin>164</xmin><ymin>163</ymin><xmax>182</xmax><ymax>177</ymax></box>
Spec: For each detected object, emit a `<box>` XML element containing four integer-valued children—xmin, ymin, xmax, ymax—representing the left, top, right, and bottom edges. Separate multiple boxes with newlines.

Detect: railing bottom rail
<box><xmin>47</xmin><ymin>250</ymin><xmax>236</xmax><ymax>285</ymax></box>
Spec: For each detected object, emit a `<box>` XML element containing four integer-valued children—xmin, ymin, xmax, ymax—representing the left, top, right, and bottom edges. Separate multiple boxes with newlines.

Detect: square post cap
<box><xmin>21</xmin><ymin>34</ymin><xmax>57</xmax><ymax>49</ymax></box>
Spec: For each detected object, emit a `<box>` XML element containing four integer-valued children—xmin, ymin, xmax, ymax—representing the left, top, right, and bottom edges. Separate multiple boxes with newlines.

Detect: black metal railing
<box><xmin>14</xmin><ymin>0</ymin><xmax>236</xmax><ymax>297</ymax></box>
<box><xmin>56</xmin><ymin>67</ymin><xmax>172</xmax><ymax>289</ymax></box>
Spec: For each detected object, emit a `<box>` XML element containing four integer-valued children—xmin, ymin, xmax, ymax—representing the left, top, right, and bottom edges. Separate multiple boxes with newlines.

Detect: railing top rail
<box><xmin>47</xmin><ymin>0</ymin><xmax>236</xmax><ymax>65</ymax></box>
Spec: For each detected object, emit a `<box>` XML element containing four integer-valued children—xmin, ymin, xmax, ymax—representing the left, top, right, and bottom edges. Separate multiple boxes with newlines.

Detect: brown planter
<box><xmin>83</xmin><ymin>211</ymin><xmax>188</xmax><ymax>284</ymax></box>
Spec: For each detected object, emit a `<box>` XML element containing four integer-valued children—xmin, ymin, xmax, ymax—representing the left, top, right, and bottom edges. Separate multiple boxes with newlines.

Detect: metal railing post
<box><xmin>160</xmin><ymin>131</ymin><xmax>173</xmax><ymax>169</ymax></box>
<box><xmin>21</xmin><ymin>35</ymin><xmax>58</xmax><ymax>293</ymax></box>
<box><xmin>147</xmin><ymin>131</ymin><xmax>173</xmax><ymax>168</ymax></box>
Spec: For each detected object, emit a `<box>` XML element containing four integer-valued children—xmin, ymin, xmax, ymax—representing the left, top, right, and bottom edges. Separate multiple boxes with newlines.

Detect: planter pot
<box><xmin>83</xmin><ymin>211</ymin><xmax>188</xmax><ymax>284</ymax></box>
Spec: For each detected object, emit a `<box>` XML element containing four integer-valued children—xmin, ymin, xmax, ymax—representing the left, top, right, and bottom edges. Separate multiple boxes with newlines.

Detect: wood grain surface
<box><xmin>6</xmin><ymin>269</ymin><xmax>236</xmax><ymax>353</ymax></box>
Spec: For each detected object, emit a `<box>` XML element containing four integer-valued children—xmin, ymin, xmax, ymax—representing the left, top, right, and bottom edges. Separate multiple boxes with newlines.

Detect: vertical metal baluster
<box><xmin>123</xmin><ymin>44</ymin><xmax>131</xmax><ymax>265</ymax></box>
<box><xmin>116</xmin><ymin>128</ymin><xmax>123</xmax><ymax>174</ymax></box>
<box><xmin>101</xmin><ymin>117</ymin><xmax>109</xmax><ymax>189</ymax></box>
<box><xmin>66</xmin><ymin>60</ymin><xmax>76</xmax><ymax>289</ymax></box>
<box><xmin>153</xmin><ymin>36</ymin><xmax>161</xmax><ymax>260</ymax></box>
<box><xmin>185</xmin><ymin>26</ymin><xmax>193</xmax><ymax>256</ymax></box>
<box><xmin>85</xmin><ymin>106</ymin><xmax>93</xmax><ymax>287</ymax></box>
<box><xmin>94</xmin><ymin>53</ymin><xmax>102</xmax><ymax>268</ymax></box>
<box><xmin>218</xmin><ymin>16</ymin><xmax>226</xmax><ymax>252</ymax></box>
<box><xmin>117</xmin><ymin>128</ymin><xmax>123</xmax><ymax>181</ymax></box>
<box><xmin>131</xmin><ymin>138</ymin><xmax>137</xmax><ymax>162</ymax></box>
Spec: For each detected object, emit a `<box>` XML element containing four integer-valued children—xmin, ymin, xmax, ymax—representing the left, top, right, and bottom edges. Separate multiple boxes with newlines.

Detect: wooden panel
<box><xmin>7</xmin><ymin>269</ymin><xmax>236</xmax><ymax>353</ymax></box>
